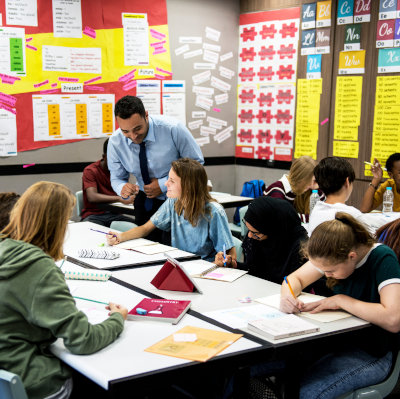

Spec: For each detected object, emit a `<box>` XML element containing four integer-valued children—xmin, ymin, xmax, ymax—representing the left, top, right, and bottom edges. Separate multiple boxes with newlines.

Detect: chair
<box><xmin>75</xmin><ymin>190</ymin><xmax>84</xmax><ymax>218</ymax></box>
<box><xmin>232</xmin><ymin>236</ymin><xmax>243</xmax><ymax>263</ymax></box>
<box><xmin>110</xmin><ymin>220</ymin><xmax>137</xmax><ymax>232</ymax></box>
<box><xmin>0</xmin><ymin>370</ymin><xmax>28</xmax><ymax>399</ymax></box>
<box><xmin>337</xmin><ymin>351</ymin><xmax>400</xmax><ymax>399</ymax></box>
<box><xmin>239</xmin><ymin>205</ymin><xmax>249</xmax><ymax>238</ymax></box>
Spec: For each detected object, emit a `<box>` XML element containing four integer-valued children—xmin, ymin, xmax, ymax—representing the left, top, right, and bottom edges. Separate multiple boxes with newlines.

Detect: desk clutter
<box><xmin>78</xmin><ymin>248</ymin><xmax>120</xmax><ymax>260</ymax></box>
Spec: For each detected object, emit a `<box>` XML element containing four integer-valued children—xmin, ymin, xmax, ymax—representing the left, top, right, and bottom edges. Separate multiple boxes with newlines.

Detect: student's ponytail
<box><xmin>306</xmin><ymin>212</ymin><xmax>375</xmax><ymax>265</ymax></box>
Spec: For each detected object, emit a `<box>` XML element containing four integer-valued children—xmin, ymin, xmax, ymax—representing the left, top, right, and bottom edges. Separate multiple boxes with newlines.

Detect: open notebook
<box><xmin>255</xmin><ymin>293</ymin><xmax>352</xmax><ymax>323</ymax></box>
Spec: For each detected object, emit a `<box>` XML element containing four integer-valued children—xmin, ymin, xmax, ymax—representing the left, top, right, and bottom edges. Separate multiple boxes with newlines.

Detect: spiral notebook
<box><xmin>192</xmin><ymin>263</ymin><xmax>248</xmax><ymax>282</ymax></box>
<box><xmin>56</xmin><ymin>260</ymin><xmax>111</xmax><ymax>282</ymax></box>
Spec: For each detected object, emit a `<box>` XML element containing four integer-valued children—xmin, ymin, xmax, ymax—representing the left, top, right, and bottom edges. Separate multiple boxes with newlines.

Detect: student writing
<box><xmin>280</xmin><ymin>212</ymin><xmax>400</xmax><ymax>399</ymax></box>
<box><xmin>107</xmin><ymin>158</ymin><xmax>235</xmax><ymax>262</ymax></box>
<box><xmin>0</xmin><ymin>182</ymin><xmax>128</xmax><ymax>399</ymax></box>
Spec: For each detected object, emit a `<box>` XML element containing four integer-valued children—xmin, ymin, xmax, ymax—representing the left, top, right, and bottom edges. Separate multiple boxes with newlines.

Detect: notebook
<box><xmin>192</xmin><ymin>264</ymin><xmax>248</xmax><ymax>282</ymax></box>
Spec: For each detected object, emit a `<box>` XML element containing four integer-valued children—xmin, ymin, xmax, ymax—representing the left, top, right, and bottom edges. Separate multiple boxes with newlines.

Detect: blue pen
<box><xmin>223</xmin><ymin>244</ymin><xmax>227</xmax><ymax>267</ymax></box>
<box><xmin>89</xmin><ymin>228</ymin><xmax>117</xmax><ymax>238</ymax></box>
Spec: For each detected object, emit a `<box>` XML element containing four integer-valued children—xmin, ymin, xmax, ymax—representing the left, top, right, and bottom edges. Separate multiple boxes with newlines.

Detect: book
<box><xmin>128</xmin><ymin>298</ymin><xmax>191</xmax><ymax>324</ymax></box>
<box><xmin>56</xmin><ymin>260</ymin><xmax>111</xmax><ymax>281</ymax></box>
<box><xmin>192</xmin><ymin>264</ymin><xmax>248</xmax><ymax>282</ymax></box>
<box><xmin>145</xmin><ymin>325</ymin><xmax>243</xmax><ymax>362</ymax></box>
<box><xmin>248</xmin><ymin>315</ymin><xmax>319</xmax><ymax>340</ymax></box>
<box><xmin>255</xmin><ymin>293</ymin><xmax>352</xmax><ymax>323</ymax></box>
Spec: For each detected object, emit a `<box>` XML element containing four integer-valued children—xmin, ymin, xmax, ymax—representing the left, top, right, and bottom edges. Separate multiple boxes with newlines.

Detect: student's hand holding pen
<box><xmin>279</xmin><ymin>276</ymin><xmax>304</xmax><ymax>313</ymax></box>
<box><xmin>106</xmin><ymin>231</ymin><xmax>122</xmax><ymax>246</ymax></box>
<box><xmin>214</xmin><ymin>252</ymin><xmax>237</xmax><ymax>268</ymax></box>
<box><xmin>106</xmin><ymin>302</ymin><xmax>128</xmax><ymax>320</ymax></box>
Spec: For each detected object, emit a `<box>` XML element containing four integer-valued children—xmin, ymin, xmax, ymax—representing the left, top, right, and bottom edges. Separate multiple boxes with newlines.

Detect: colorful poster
<box><xmin>302</xmin><ymin>3</ymin><xmax>316</xmax><ymax>30</ymax></box>
<box><xmin>344</xmin><ymin>24</ymin><xmax>361</xmax><ymax>51</ymax></box>
<box><xmin>316</xmin><ymin>28</ymin><xmax>330</xmax><ymax>54</ymax></box>
<box><xmin>379</xmin><ymin>0</ymin><xmax>397</xmax><ymax>20</ymax></box>
<box><xmin>376</xmin><ymin>20</ymin><xmax>395</xmax><ymax>48</ymax></box>
<box><xmin>378</xmin><ymin>48</ymin><xmax>400</xmax><ymax>73</ymax></box>
<box><xmin>237</xmin><ymin>7</ymin><xmax>300</xmax><ymax>161</ymax></box>
<box><xmin>307</xmin><ymin>54</ymin><xmax>322</xmax><ymax>79</ymax></box>
<box><xmin>0</xmin><ymin>109</ymin><xmax>17</xmax><ymax>156</ymax></box>
<box><xmin>301</xmin><ymin>29</ymin><xmax>316</xmax><ymax>55</ymax></box>
<box><xmin>338</xmin><ymin>50</ymin><xmax>366</xmax><ymax>74</ymax></box>
<box><xmin>337</xmin><ymin>0</ymin><xmax>354</xmax><ymax>25</ymax></box>
<box><xmin>353</xmin><ymin>0</ymin><xmax>371</xmax><ymax>23</ymax></box>
<box><xmin>395</xmin><ymin>19</ymin><xmax>400</xmax><ymax>46</ymax></box>
<box><xmin>316</xmin><ymin>1</ymin><xmax>332</xmax><ymax>27</ymax></box>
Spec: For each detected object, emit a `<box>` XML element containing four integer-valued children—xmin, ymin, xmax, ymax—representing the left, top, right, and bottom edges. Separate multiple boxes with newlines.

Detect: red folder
<box><xmin>151</xmin><ymin>260</ymin><xmax>195</xmax><ymax>292</ymax></box>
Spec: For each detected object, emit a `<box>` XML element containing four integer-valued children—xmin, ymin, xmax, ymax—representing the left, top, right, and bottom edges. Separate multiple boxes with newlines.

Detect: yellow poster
<box><xmin>338</xmin><ymin>50</ymin><xmax>366</xmax><ymax>74</ymax></box>
<box><xmin>333</xmin><ymin>140</ymin><xmax>359</xmax><ymax>158</ymax></box>
<box><xmin>316</xmin><ymin>1</ymin><xmax>332</xmax><ymax>27</ymax></box>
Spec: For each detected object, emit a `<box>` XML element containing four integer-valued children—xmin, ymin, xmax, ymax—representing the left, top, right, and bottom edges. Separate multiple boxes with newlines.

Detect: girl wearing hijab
<box><xmin>216</xmin><ymin>196</ymin><xmax>308</xmax><ymax>284</ymax></box>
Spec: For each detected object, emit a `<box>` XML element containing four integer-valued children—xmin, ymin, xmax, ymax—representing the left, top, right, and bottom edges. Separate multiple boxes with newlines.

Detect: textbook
<box><xmin>248</xmin><ymin>315</ymin><xmax>319</xmax><ymax>340</ymax></box>
<box><xmin>128</xmin><ymin>298</ymin><xmax>191</xmax><ymax>324</ymax></box>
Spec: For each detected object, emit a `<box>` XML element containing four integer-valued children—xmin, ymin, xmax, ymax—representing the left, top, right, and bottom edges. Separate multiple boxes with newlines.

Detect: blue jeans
<box><xmin>300</xmin><ymin>349</ymin><xmax>393</xmax><ymax>399</ymax></box>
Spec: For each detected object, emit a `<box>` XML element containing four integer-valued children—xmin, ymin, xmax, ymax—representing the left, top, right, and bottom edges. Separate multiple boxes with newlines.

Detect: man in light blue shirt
<box><xmin>108</xmin><ymin>95</ymin><xmax>204</xmax><ymax>228</ymax></box>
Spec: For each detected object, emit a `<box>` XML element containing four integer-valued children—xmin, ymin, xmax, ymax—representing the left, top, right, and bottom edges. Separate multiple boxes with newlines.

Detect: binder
<box><xmin>151</xmin><ymin>254</ymin><xmax>203</xmax><ymax>293</ymax></box>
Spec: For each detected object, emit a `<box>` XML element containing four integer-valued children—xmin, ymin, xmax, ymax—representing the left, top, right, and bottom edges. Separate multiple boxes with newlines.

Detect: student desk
<box><xmin>64</xmin><ymin>221</ymin><xmax>198</xmax><ymax>270</ymax></box>
<box><xmin>100</xmin><ymin>192</ymin><xmax>254</xmax><ymax>216</ymax></box>
<box><xmin>50</xmin><ymin>279</ymin><xmax>264</xmax><ymax>398</ymax></box>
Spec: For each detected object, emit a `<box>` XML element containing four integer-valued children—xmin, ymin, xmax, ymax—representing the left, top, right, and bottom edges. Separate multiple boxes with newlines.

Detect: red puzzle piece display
<box><xmin>257</xmin><ymin>109</ymin><xmax>273</xmax><ymax>124</ymax></box>
<box><xmin>277</xmin><ymin>44</ymin><xmax>296</xmax><ymax>59</ymax></box>
<box><xmin>239</xmin><ymin>89</ymin><xmax>256</xmax><ymax>104</ymax></box>
<box><xmin>240</xmin><ymin>47</ymin><xmax>256</xmax><ymax>62</ymax></box>
<box><xmin>238</xmin><ymin>109</ymin><xmax>255</xmax><ymax>123</ymax></box>
<box><xmin>279</xmin><ymin>22</ymin><xmax>298</xmax><ymax>38</ymax></box>
<box><xmin>238</xmin><ymin>129</ymin><xmax>254</xmax><ymax>143</ymax></box>
<box><xmin>275</xmin><ymin>130</ymin><xmax>292</xmax><ymax>145</ymax></box>
<box><xmin>275</xmin><ymin>110</ymin><xmax>293</xmax><ymax>124</ymax></box>
<box><xmin>256</xmin><ymin>146</ymin><xmax>273</xmax><ymax>160</ymax></box>
<box><xmin>260</xmin><ymin>24</ymin><xmax>277</xmax><ymax>39</ymax></box>
<box><xmin>239</xmin><ymin>68</ymin><xmax>256</xmax><ymax>82</ymax></box>
<box><xmin>259</xmin><ymin>45</ymin><xmax>275</xmax><ymax>60</ymax></box>
<box><xmin>258</xmin><ymin>92</ymin><xmax>274</xmax><ymax>107</ymax></box>
<box><xmin>240</xmin><ymin>26</ymin><xmax>257</xmax><ymax>42</ymax></box>
<box><xmin>277</xmin><ymin>65</ymin><xmax>295</xmax><ymax>80</ymax></box>
<box><xmin>258</xmin><ymin>66</ymin><xmax>274</xmax><ymax>81</ymax></box>
<box><xmin>256</xmin><ymin>129</ymin><xmax>273</xmax><ymax>144</ymax></box>
<box><xmin>276</xmin><ymin>89</ymin><xmax>294</xmax><ymax>104</ymax></box>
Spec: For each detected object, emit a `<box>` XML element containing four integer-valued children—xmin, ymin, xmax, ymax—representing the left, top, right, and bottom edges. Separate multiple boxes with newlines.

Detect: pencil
<box><xmin>223</xmin><ymin>244</ymin><xmax>227</xmax><ymax>267</ymax></box>
<box><xmin>89</xmin><ymin>228</ymin><xmax>117</xmax><ymax>238</ymax></box>
<box><xmin>284</xmin><ymin>276</ymin><xmax>296</xmax><ymax>299</ymax></box>
<box><xmin>73</xmin><ymin>296</ymin><xmax>109</xmax><ymax>305</ymax></box>
<box><xmin>59</xmin><ymin>256</ymin><xmax>67</xmax><ymax>271</ymax></box>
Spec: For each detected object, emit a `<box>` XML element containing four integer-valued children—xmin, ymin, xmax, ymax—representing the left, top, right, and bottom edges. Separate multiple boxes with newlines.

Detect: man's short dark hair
<box><xmin>314</xmin><ymin>157</ymin><xmax>355</xmax><ymax>196</ymax></box>
<box><xmin>103</xmin><ymin>138</ymin><xmax>109</xmax><ymax>155</ymax></box>
<box><xmin>386</xmin><ymin>153</ymin><xmax>400</xmax><ymax>173</ymax></box>
<box><xmin>114</xmin><ymin>96</ymin><xmax>146</xmax><ymax>119</ymax></box>
<box><xmin>0</xmin><ymin>192</ymin><xmax>20</xmax><ymax>230</ymax></box>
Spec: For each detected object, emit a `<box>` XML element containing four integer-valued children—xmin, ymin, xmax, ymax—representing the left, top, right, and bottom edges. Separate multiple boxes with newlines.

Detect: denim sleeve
<box><xmin>150</xmin><ymin>199</ymin><xmax>173</xmax><ymax>231</ymax></box>
<box><xmin>208</xmin><ymin>203</ymin><xmax>234</xmax><ymax>252</ymax></box>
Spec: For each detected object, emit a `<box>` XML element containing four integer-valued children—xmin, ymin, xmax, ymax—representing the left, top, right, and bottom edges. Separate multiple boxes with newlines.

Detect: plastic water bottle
<box><xmin>309</xmin><ymin>189</ymin><xmax>320</xmax><ymax>215</ymax></box>
<box><xmin>383</xmin><ymin>187</ymin><xmax>394</xmax><ymax>213</ymax></box>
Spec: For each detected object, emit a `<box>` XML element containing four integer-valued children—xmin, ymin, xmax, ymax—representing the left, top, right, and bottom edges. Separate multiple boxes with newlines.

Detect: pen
<box><xmin>364</xmin><ymin>161</ymin><xmax>387</xmax><ymax>171</ymax></box>
<box><xmin>223</xmin><ymin>244</ymin><xmax>227</xmax><ymax>267</ymax></box>
<box><xmin>89</xmin><ymin>228</ymin><xmax>117</xmax><ymax>238</ymax></box>
<box><xmin>59</xmin><ymin>256</ymin><xmax>67</xmax><ymax>271</ymax></box>
<box><xmin>284</xmin><ymin>276</ymin><xmax>296</xmax><ymax>299</ymax></box>
<box><xmin>73</xmin><ymin>296</ymin><xmax>109</xmax><ymax>305</ymax></box>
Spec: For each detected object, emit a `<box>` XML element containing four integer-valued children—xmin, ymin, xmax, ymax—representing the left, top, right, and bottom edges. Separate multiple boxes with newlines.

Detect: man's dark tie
<box><xmin>139</xmin><ymin>142</ymin><xmax>153</xmax><ymax>212</ymax></box>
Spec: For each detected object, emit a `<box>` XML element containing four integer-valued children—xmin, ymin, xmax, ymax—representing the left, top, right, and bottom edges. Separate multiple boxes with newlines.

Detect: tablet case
<box><xmin>150</xmin><ymin>255</ymin><xmax>203</xmax><ymax>293</ymax></box>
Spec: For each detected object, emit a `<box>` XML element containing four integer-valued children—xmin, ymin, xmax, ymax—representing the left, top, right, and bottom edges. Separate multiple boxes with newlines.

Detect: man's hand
<box><xmin>119</xmin><ymin>196</ymin><xmax>135</xmax><ymax>205</ymax></box>
<box><xmin>121</xmin><ymin>183</ymin><xmax>139</xmax><ymax>199</ymax></box>
<box><xmin>143</xmin><ymin>179</ymin><xmax>162</xmax><ymax>198</ymax></box>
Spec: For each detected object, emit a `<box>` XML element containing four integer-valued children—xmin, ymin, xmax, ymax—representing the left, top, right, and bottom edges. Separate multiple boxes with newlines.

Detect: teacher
<box><xmin>108</xmin><ymin>95</ymin><xmax>204</xmax><ymax>229</ymax></box>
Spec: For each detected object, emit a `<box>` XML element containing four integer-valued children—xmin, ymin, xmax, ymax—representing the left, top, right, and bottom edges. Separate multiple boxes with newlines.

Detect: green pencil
<box><xmin>73</xmin><ymin>296</ymin><xmax>109</xmax><ymax>305</ymax></box>
<box><xmin>59</xmin><ymin>256</ymin><xmax>67</xmax><ymax>271</ymax></box>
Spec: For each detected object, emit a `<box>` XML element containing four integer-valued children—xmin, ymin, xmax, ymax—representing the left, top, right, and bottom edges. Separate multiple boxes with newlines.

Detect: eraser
<box><xmin>136</xmin><ymin>308</ymin><xmax>148</xmax><ymax>315</ymax></box>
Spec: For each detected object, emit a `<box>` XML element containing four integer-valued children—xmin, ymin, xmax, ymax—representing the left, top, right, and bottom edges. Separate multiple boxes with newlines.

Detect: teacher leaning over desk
<box><xmin>107</xmin><ymin>95</ymin><xmax>204</xmax><ymax>235</ymax></box>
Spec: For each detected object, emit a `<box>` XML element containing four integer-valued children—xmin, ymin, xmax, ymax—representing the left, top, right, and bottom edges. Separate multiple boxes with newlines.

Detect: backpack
<box><xmin>233</xmin><ymin>179</ymin><xmax>265</xmax><ymax>225</ymax></box>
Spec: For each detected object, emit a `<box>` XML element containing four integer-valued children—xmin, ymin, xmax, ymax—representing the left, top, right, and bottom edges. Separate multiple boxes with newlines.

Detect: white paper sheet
<box><xmin>122</xmin><ymin>13</ymin><xmax>149</xmax><ymax>66</ymax></box>
<box><xmin>52</xmin><ymin>0</ymin><xmax>82</xmax><ymax>38</ymax></box>
<box><xmin>0</xmin><ymin>109</ymin><xmax>17</xmax><ymax>156</ymax></box>
<box><xmin>6</xmin><ymin>0</ymin><xmax>37</xmax><ymax>26</ymax></box>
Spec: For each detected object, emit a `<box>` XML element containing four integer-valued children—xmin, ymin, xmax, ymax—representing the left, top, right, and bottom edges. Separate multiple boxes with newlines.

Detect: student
<box><xmin>107</xmin><ymin>158</ymin><xmax>235</xmax><ymax>262</ymax></box>
<box><xmin>280</xmin><ymin>212</ymin><xmax>400</xmax><ymax>399</ymax></box>
<box><xmin>376</xmin><ymin>218</ymin><xmax>400</xmax><ymax>262</ymax></box>
<box><xmin>81</xmin><ymin>138</ymin><xmax>136</xmax><ymax>227</ymax></box>
<box><xmin>361</xmin><ymin>153</ymin><xmax>400</xmax><ymax>212</ymax></box>
<box><xmin>0</xmin><ymin>181</ymin><xmax>128</xmax><ymax>399</ymax></box>
<box><xmin>308</xmin><ymin>156</ymin><xmax>373</xmax><ymax>235</ymax></box>
<box><xmin>263</xmin><ymin>155</ymin><xmax>323</xmax><ymax>222</ymax></box>
<box><xmin>108</xmin><ymin>95</ymin><xmax>204</xmax><ymax>227</ymax></box>
<box><xmin>215</xmin><ymin>197</ymin><xmax>308</xmax><ymax>284</ymax></box>
<box><xmin>0</xmin><ymin>192</ymin><xmax>20</xmax><ymax>230</ymax></box>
